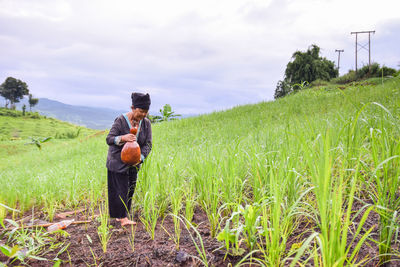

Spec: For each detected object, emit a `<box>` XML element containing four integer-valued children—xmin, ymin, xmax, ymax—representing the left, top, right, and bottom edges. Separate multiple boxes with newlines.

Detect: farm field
<box><xmin>1</xmin><ymin>76</ymin><xmax>400</xmax><ymax>266</ymax></box>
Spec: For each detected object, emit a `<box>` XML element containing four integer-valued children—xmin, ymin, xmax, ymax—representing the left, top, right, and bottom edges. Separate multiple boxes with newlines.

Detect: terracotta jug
<box><xmin>121</xmin><ymin>126</ymin><xmax>141</xmax><ymax>165</ymax></box>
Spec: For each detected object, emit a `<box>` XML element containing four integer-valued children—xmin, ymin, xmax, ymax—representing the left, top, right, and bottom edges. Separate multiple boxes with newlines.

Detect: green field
<box><xmin>0</xmin><ymin>109</ymin><xmax>97</xmax><ymax>159</ymax></box>
<box><xmin>1</xmin><ymin>76</ymin><xmax>400</xmax><ymax>265</ymax></box>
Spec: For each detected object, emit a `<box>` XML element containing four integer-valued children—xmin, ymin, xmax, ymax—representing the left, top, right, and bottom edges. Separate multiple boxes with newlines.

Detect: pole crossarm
<box><xmin>351</xmin><ymin>31</ymin><xmax>375</xmax><ymax>34</ymax></box>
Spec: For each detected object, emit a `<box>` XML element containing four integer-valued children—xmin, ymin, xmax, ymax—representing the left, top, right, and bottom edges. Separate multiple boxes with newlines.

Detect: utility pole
<box><xmin>350</xmin><ymin>30</ymin><xmax>375</xmax><ymax>72</ymax></box>
<box><xmin>335</xmin><ymin>49</ymin><xmax>344</xmax><ymax>74</ymax></box>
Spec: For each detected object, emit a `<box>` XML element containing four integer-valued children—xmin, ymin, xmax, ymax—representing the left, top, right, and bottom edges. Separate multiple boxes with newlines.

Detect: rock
<box><xmin>175</xmin><ymin>250</ymin><xmax>189</xmax><ymax>263</ymax></box>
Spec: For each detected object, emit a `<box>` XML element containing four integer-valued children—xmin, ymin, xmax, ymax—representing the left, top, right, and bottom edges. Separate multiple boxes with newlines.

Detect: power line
<box><xmin>350</xmin><ymin>30</ymin><xmax>375</xmax><ymax>72</ymax></box>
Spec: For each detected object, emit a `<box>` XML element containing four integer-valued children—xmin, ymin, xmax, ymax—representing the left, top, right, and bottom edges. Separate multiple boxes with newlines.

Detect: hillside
<box><xmin>0</xmin><ymin>108</ymin><xmax>98</xmax><ymax>157</ymax></box>
<box><xmin>1</xmin><ymin>76</ymin><xmax>400</xmax><ymax>266</ymax></box>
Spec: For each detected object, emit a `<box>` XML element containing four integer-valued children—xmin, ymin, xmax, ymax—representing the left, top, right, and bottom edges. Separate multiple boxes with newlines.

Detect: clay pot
<box><xmin>121</xmin><ymin>127</ymin><xmax>141</xmax><ymax>165</ymax></box>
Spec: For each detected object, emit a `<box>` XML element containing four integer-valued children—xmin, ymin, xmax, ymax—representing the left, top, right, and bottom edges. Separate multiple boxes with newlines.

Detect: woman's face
<box><xmin>132</xmin><ymin>106</ymin><xmax>148</xmax><ymax>121</ymax></box>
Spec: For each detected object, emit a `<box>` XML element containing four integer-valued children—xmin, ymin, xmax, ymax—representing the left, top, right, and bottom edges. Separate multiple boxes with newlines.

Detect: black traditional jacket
<box><xmin>106</xmin><ymin>114</ymin><xmax>152</xmax><ymax>173</ymax></box>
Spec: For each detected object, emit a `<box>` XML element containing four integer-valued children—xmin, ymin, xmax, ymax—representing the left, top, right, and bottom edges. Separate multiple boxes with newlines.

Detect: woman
<box><xmin>106</xmin><ymin>92</ymin><xmax>152</xmax><ymax>226</ymax></box>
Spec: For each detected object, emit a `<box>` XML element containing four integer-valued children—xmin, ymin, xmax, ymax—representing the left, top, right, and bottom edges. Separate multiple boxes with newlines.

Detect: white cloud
<box><xmin>0</xmin><ymin>0</ymin><xmax>399</xmax><ymax>114</ymax></box>
<box><xmin>0</xmin><ymin>0</ymin><xmax>71</xmax><ymax>21</ymax></box>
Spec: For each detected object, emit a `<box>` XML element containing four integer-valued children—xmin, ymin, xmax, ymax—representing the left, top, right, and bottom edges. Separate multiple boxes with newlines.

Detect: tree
<box><xmin>28</xmin><ymin>94</ymin><xmax>39</xmax><ymax>111</ymax></box>
<box><xmin>274</xmin><ymin>80</ymin><xmax>291</xmax><ymax>99</ymax></box>
<box><xmin>274</xmin><ymin>44</ymin><xmax>338</xmax><ymax>98</ymax></box>
<box><xmin>0</xmin><ymin>77</ymin><xmax>29</xmax><ymax>108</ymax></box>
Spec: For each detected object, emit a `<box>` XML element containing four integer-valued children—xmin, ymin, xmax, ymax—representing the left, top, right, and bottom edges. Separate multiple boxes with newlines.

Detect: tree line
<box><xmin>274</xmin><ymin>44</ymin><xmax>399</xmax><ymax>99</ymax></box>
<box><xmin>0</xmin><ymin>77</ymin><xmax>39</xmax><ymax>111</ymax></box>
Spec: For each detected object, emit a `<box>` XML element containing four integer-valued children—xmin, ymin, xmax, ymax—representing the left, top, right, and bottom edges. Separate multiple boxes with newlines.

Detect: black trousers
<box><xmin>107</xmin><ymin>168</ymin><xmax>138</xmax><ymax>218</ymax></box>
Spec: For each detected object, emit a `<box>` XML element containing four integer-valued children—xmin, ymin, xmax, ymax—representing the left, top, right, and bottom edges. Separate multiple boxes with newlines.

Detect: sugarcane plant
<box><xmin>24</xmin><ymin>137</ymin><xmax>52</xmax><ymax>150</ymax></box>
<box><xmin>97</xmin><ymin>202</ymin><xmax>112</xmax><ymax>253</ymax></box>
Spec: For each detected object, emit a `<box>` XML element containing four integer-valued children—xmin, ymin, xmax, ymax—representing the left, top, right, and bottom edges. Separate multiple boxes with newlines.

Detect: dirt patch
<box><xmin>1</xmin><ymin>200</ymin><xmax>399</xmax><ymax>266</ymax></box>
<box><xmin>1</xmin><ymin>208</ymin><xmax>245</xmax><ymax>266</ymax></box>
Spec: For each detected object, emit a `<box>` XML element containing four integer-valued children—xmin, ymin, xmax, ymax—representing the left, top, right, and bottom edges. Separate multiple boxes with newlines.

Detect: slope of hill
<box><xmin>0</xmin><ymin>108</ymin><xmax>98</xmax><ymax>157</ymax></box>
<box><xmin>1</xmin><ymin>76</ymin><xmax>400</xmax><ymax>266</ymax></box>
<box><xmin>0</xmin><ymin>108</ymin><xmax>96</xmax><ymax>139</ymax></box>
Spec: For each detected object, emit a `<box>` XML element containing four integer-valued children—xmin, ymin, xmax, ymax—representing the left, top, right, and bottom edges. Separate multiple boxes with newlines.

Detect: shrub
<box><xmin>54</xmin><ymin>128</ymin><xmax>82</xmax><ymax>139</ymax></box>
<box><xmin>0</xmin><ymin>108</ymin><xmax>21</xmax><ymax>117</ymax></box>
<box><xmin>381</xmin><ymin>66</ymin><xmax>396</xmax><ymax>77</ymax></box>
<box><xmin>27</xmin><ymin>112</ymin><xmax>41</xmax><ymax>119</ymax></box>
<box><xmin>310</xmin><ymin>79</ymin><xmax>329</xmax><ymax>87</ymax></box>
<box><xmin>355</xmin><ymin>63</ymin><xmax>380</xmax><ymax>79</ymax></box>
<box><xmin>332</xmin><ymin>64</ymin><xmax>398</xmax><ymax>84</ymax></box>
<box><xmin>331</xmin><ymin>71</ymin><xmax>357</xmax><ymax>84</ymax></box>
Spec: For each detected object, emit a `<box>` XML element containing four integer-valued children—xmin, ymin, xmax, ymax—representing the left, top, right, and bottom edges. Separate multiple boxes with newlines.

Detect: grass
<box><xmin>1</xmin><ymin>76</ymin><xmax>400</xmax><ymax>265</ymax></box>
<box><xmin>97</xmin><ymin>202</ymin><xmax>112</xmax><ymax>253</ymax></box>
<box><xmin>0</xmin><ymin>108</ymin><xmax>96</xmax><ymax>159</ymax></box>
<box><xmin>0</xmin><ymin>127</ymin><xmax>105</xmax><ymax>216</ymax></box>
<box><xmin>0</xmin><ymin>108</ymin><xmax>94</xmax><ymax>140</ymax></box>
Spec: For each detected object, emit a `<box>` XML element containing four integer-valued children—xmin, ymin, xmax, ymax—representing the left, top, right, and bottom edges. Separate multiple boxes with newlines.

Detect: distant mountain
<box><xmin>1</xmin><ymin>97</ymin><xmax>198</xmax><ymax>129</ymax></box>
<box><xmin>37</xmin><ymin>98</ymin><xmax>128</xmax><ymax>129</ymax></box>
<box><xmin>9</xmin><ymin>98</ymin><xmax>126</xmax><ymax>130</ymax></box>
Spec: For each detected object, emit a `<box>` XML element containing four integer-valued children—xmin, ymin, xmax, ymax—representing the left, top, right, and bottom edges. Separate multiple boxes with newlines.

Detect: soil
<box><xmin>1</xmin><ymin>207</ymin><xmax>245</xmax><ymax>267</ymax></box>
<box><xmin>1</xmin><ymin>201</ymin><xmax>399</xmax><ymax>266</ymax></box>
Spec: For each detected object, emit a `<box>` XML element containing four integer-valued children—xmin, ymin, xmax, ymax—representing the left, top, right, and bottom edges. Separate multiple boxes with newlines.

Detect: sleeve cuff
<box><xmin>114</xmin><ymin>136</ymin><xmax>123</xmax><ymax>146</ymax></box>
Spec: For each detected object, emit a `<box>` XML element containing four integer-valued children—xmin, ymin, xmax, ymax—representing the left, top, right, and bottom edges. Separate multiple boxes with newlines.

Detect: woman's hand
<box><xmin>121</xmin><ymin>133</ymin><xmax>136</xmax><ymax>142</ymax></box>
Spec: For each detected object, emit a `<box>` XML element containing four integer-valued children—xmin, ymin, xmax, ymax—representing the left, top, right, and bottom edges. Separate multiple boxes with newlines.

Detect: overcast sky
<box><xmin>1</xmin><ymin>0</ymin><xmax>399</xmax><ymax>115</ymax></box>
